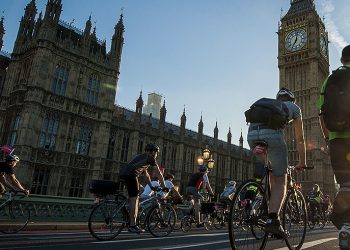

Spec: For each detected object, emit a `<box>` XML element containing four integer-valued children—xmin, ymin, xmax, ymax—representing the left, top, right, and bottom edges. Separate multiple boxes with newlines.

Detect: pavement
<box><xmin>22</xmin><ymin>221</ymin><xmax>88</xmax><ymax>231</ymax></box>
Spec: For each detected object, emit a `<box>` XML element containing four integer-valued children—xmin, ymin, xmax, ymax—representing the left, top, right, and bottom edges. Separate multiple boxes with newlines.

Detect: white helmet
<box><xmin>228</xmin><ymin>180</ymin><xmax>236</xmax><ymax>186</ymax></box>
<box><xmin>276</xmin><ymin>88</ymin><xmax>295</xmax><ymax>102</ymax></box>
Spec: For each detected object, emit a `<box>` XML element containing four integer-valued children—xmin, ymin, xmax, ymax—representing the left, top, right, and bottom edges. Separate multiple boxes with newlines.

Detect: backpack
<box><xmin>244</xmin><ymin>98</ymin><xmax>289</xmax><ymax>129</ymax></box>
<box><xmin>321</xmin><ymin>66</ymin><xmax>350</xmax><ymax>131</ymax></box>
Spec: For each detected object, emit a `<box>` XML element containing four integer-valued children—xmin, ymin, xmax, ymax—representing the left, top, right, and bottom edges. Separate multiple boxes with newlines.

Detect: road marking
<box><xmin>92</xmin><ymin>232</ymin><xmax>228</xmax><ymax>244</ymax></box>
<box><xmin>273</xmin><ymin>237</ymin><xmax>337</xmax><ymax>250</ymax></box>
<box><xmin>159</xmin><ymin>240</ymin><xmax>229</xmax><ymax>249</ymax></box>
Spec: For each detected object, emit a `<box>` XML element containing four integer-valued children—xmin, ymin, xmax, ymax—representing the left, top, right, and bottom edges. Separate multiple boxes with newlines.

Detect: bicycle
<box><xmin>306</xmin><ymin>197</ymin><xmax>326</xmax><ymax>230</ymax></box>
<box><xmin>228</xmin><ymin>140</ymin><xmax>310</xmax><ymax>250</ymax></box>
<box><xmin>0</xmin><ymin>190</ymin><xmax>30</xmax><ymax>234</ymax></box>
<box><xmin>88</xmin><ymin>181</ymin><xmax>176</xmax><ymax>241</ymax></box>
<box><xmin>180</xmin><ymin>195</ymin><xmax>214</xmax><ymax>232</ymax></box>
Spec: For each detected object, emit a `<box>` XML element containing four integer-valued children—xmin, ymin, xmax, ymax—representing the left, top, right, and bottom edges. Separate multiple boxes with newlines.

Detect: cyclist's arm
<box><xmin>319</xmin><ymin>115</ymin><xmax>329</xmax><ymax>141</ymax></box>
<box><xmin>152</xmin><ymin>165</ymin><xmax>166</xmax><ymax>188</ymax></box>
<box><xmin>292</xmin><ymin>117</ymin><xmax>307</xmax><ymax>168</ymax></box>
<box><xmin>144</xmin><ymin>170</ymin><xmax>153</xmax><ymax>188</ymax></box>
<box><xmin>6</xmin><ymin>174</ymin><xmax>29</xmax><ymax>194</ymax></box>
<box><xmin>203</xmin><ymin>174</ymin><xmax>214</xmax><ymax>195</ymax></box>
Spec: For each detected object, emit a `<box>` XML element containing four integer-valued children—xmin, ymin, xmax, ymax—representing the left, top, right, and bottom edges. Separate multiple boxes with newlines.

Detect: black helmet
<box><xmin>276</xmin><ymin>87</ymin><xmax>295</xmax><ymax>102</ymax></box>
<box><xmin>6</xmin><ymin>154</ymin><xmax>20</xmax><ymax>163</ymax></box>
<box><xmin>145</xmin><ymin>143</ymin><xmax>160</xmax><ymax>153</ymax></box>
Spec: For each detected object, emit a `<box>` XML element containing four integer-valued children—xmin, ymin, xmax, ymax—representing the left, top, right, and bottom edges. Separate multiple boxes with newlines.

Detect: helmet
<box><xmin>228</xmin><ymin>180</ymin><xmax>236</xmax><ymax>186</ymax></box>
<box><xmin>313</xmin><ymin>184</ymin><xmax>320</xmax><ymax>190</ymax></box>
<box><xmin>145</xmin><ymin>143</ymin><xmax>160</xmax><ymax>153</ymax></box>
<box><xmin>6</xmin><ymin>154</ymin><xmax>20</xmax><ymax>163</ymax></box>
<box><xmin>198</xmin><ymin>166</ymin><xmax>208</xmax><ymax>172</ymax></box>
<box><xmin>276</xmin><ymin>88</ymin><xmax>295</xmax><ymax>102</ymax></box>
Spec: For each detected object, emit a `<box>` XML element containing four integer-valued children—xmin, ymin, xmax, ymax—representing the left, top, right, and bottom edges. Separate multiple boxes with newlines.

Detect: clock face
<box><xmin>285</xmin><ymin>29</ymin><xmax>307</xmax><ymax>52</ymax></box>
<box><xmin>320</xmin><ymin>35</ymin><xmax>327</xmax><ymax>56</ymax></box>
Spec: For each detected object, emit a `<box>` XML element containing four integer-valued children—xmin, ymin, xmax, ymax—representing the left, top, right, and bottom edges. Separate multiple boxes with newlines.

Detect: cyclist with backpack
<box><xmin>0</xmin><ymin>155</ymin><xmax>29</xmax><ymax>196</ymax></box>
<box><xmin>246</xmin><ymin>88</ymin><xmax>307</xmax><ymax>238</ymax></box>
<box><xmin>119</xmin><ymin>143</ymin><xmax>168</xmax><ymax>233</ymax></box>
<box><xmin>317</xmin><ymin>45</ymin><xmax>350</xmax><ymax>249</ymax></box>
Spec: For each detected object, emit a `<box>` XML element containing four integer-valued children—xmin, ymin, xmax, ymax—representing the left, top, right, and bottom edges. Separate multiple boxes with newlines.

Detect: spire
<box><xmin>227</xmin><ymin>127</ymin><xmax>232</xmax><ymax>144</ymax></box>
<box><xmin>239</xmin><ymin>129</ymin><xmax>244</xmax><ymax>148</ymax></box>
<box><xmin>160</xmin><ymin>100</ymin><xmax>167</xmax><ymax>122</ymax></box>
<box><xmin>136</xmin><ymin>91</ymin><xmax>143</xmax><ymax>114</ymax></box>
<box><xmin>33</xmin><ymin>11</ymin><xmax>43</xmax><ymax>37</ymax></box>
<box><xmin>110</xmin><ymin>12</ymin><xmax>125</xmax><ymax>71</ymax></box>
<box><xmin>198</xmin><ymin>113</ymin><xmax>203</xmax><ymax>134</ymax></box>
<box><xmin>283</xmin><ymin>0</ymin><xmax>315</xmax><ymax>20</ymax></box>
<box><xmin>214</xmin><ymin>121</ymin><xmax>218</xmax><ymax>140</ymax></box>
<box><xmin>181</xmin><ymin>106</ymin><xmax>186</xmax><ymax>128</ymax></box>
<box><xmin>44</xmin><ymin>0</ymin><xmax>62</xmax><ymax>24</ymax></box>
<box><xmin>84</xmin><ymin>15</ymin><xmax>92</xmax><ymax>36</ymax></box>
<box><xmin>0</xmin><ymin>16</ymin><xmax>4</xmax><ymax>51</ymax></box>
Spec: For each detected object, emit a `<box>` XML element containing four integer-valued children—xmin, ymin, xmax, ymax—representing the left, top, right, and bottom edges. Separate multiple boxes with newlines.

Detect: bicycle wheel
<box><xmin>319</xmin><ymin>211</ymin><xmax>326</xmax><ymax>229</ymax></box>
<box><xmin>213</xmin><ymin>210</ymin><xmax>225</xmax><ymax>229</ymax></box>
<box><xmin>0</xmin><ymin>200</ymin><xmax>30</xmax><ymax>234</ymax></box>
<box><xmin>88</xmin><ymin>200</ymin><xmax>128</xmax><ymax>241</ymax></box>
<box><xmin>228</xmin><ymin>180</ymin><xmax>267</xmax><ymax>250</ymax></box>
<box><xmin>282</xmin><ymin>189</ymin><xmax>307</xmax><ymax>250</ymax></box>
<box><xmin>203</xmin><ymin>213</ymin><xmax>213</xmax><ymax>231</ymax></box>
<box><xmin>181</xmin><ymin>215</ymin><xmax>192</xmax><ymax>232</ymax></box>
<box><xmin>147</xmin><ymin>203</ymin><xmax>176</xmax><ymax>237</ymax></box>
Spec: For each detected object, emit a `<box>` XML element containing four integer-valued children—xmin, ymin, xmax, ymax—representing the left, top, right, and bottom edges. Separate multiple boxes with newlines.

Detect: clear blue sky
<box><xmin>1</xmin><ymin>0</ymin><xmax>349</xmax><ymax>147</ymax></box>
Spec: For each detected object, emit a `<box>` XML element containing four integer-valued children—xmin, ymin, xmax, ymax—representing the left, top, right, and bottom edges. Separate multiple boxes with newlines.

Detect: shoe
<box><xmin>265</xmin><ymin>218</ymin><xmax>288</xmax><ymax>239</ymax></box>
<box><xmin>128</xmin><ymin>225</ymin><xmax>145</xmax><ymax>234</ymax></box>
<box><xmin>339</xmin><ymin>224</ymin><xmax>350</xmax><ymax>250</ymax></box>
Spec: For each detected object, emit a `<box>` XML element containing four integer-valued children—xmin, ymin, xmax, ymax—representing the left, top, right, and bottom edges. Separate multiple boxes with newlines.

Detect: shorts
<box><xmin>120</xmin><ymin>175</ymin><xmax>139</xmax><ymax>198</ymax></box>
<box><xmin>186</xmin><ymin>186</ymin><xmax>201</xmax><ymax>199</ymax></box>
<box><xmin>247</xmin><ymin>127</ymin><xmax>288</xmax><ymax>177</ymax></box>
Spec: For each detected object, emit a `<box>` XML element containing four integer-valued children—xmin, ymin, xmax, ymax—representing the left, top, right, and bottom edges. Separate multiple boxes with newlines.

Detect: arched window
<box><xmin>9</xmin><ymin>113</ymin><xmax>21</xmax><ymax>146</ymax></box>
<box><xmin>39</xmin><ymin>115</ymin><xmax>59</xmax><ymax>149</ymax></box>
<box><xmin>86</xmin><ymin>74</ymin><xmax>100</xmax><ymax>105</ymax></box>
<box><xmin>51</xmin><ymin>64</ymin><xmax>69</xmax><ymax>96</ymax></box>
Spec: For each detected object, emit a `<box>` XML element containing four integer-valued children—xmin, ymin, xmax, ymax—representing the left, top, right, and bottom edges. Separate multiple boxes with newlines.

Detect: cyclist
<box><xmin>119</xmin><ymin>143</ymin><xmax>168</xmax><ymax>233</ymax></box>
<box><xmin>162</xmin><ymin>173</ymin><xmax>182</xmax><ymax>200</ymax></box>
<box><xmin>0</xmin><ymin>155</ymin><xmax>29</xmax><ymax>196</ymax></box>
<box><xmin>308</xmin><ymin>184</ymin><xmax>323</xmax><ymax>213</ymax></box>
<box><xmin>247</xmin><ymin>88</ymin><xmax>307</xmax><ymax>238</ymax></box>
<box><xmin>219</xmin><ymin>180</ymin><xmax>236</xmax><ymax>205</ymax></box>
<box><xmin>186</xmin><ymin>166</ymin><xmax>214</xmax><ymax>227</ymax></box>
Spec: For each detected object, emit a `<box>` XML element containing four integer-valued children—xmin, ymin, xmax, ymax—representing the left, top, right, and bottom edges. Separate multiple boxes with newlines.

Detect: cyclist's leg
<box><xmin>328</xmin><ymin>138</ymin><xmax>350</xmax><ymax>249</ymax></box>
<box><xmin>186</xmin><ymin>186</ymin><xmax>201</xmax><ymax>224</ymax></box>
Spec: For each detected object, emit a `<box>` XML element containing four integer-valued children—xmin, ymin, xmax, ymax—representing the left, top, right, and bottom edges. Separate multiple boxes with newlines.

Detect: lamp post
<box><xmin>197</xmin><ymin>145</ymin><xmax>215</xmax><ymax>199</ymax></box>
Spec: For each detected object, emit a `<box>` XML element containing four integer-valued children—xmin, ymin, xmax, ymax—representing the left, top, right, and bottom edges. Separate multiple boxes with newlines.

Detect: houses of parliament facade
<box><xmin>0</xmin><ymin>0</ymin><xmax>335</xmax><ymax>198</ymax></box>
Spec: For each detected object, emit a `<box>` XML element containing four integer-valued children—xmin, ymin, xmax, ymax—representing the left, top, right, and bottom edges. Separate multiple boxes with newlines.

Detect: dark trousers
<box><xmin>329</xmin><ymin>138</ymin><xmax>350</xmax><ymax>229</ymax></box>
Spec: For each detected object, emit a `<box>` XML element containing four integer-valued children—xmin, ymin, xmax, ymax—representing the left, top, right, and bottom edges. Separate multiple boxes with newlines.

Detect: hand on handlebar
<box><xmin>22</xmin><ymin>189</ymin><xmax>29</xmax><ymax>196</ymax></box>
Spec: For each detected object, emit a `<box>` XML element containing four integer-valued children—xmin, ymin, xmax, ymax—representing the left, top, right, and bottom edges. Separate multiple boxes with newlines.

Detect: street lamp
<box><xmin>197</xmin><ymin>145</ymin><xmax>215</xmax><ymax>170</ymax></box>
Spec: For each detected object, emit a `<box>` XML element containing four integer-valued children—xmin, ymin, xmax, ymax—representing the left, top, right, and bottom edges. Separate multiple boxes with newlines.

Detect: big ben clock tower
<box><xmin>278</xmin><ymin>0</ymin><xmax>336</xmax><ymax>196</ymax></box>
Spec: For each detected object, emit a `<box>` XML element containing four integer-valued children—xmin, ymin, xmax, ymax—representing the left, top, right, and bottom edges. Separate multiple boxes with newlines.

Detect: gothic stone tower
<box><xmin>0</xmin><ymin>0</ymin><xmax>124</xmax><ymax>197</ymax></box>
<box><xmin>278</xmin><ymin>0</ymin><xmax>335</xmax><ymax>196</ymax></box>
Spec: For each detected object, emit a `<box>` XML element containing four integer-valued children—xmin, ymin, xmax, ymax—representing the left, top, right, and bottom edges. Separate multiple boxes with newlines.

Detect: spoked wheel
<box><xmin>181</xmin><ymin>215</ymin><xmax>192</xmax><ymax>232</ymax></box>
<box><xmin>213</xmin><ymin>210</ymin><xmax>226</xmax><ymax>229</ymax></box>
<box><xmin>203</xmin><ymin>214</ymin><xmax>213</xmax><ymax>231</ymax></box>
<box><xmin>0</xmin><ymin>200</ymin><xmax>30</xmax><ymax>234</ymax></box>
<box><xmin>88</xmin><ymin>200</ymin><xmax>128</xmax><ymax>241</ymax></box>
<box><xmin>147</xmin><ymin>204</ymin><xmax>176</xmax><ymax>237</ymax></box>
<box><xmin>282</xmin><ymin>190</ymin><xmax>307</xmax><ymax>250</ymax></box>
<box><xmin>228</xmin><ymin>180</ymin><xmax>267</xmax><ymax>250</ymax></box>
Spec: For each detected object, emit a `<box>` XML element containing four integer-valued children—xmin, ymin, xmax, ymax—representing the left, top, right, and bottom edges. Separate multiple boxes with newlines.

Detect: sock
<box><xmin>268</xmin><ymin>213</ymin><xmax>278</xmax><ymax>219</ymax></box>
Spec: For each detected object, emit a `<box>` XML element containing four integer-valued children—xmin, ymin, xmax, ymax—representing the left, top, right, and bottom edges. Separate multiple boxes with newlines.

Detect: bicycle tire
<box><xmin>147</xmin><ymin>203</ymin><xmax>176</xmax><ymax>237</ymax></box>
<box><xmin>0</xmin><ymin>200</ymin><xmax>30</xmax><ymax>234</ymax></box>
<box><xmin>228</xmin><ymin>179</ymin><xmax>267</xmax><ymax>250</ymax></box>
<box><xmin>181</xmin><ymin>215</ymin><xmax>192</xmax><ymax>232</ymax></box>
<box><xmin>283</xmin><ymin>189</ymin><xmax>307</xmax><ymax>250</ymax></box>
<box><xmin>213</xmin><ymin>210</ymin><xmax>225</xmax><ymax>229</ymax></box>
<box><xmin>203</xmin><ymin>213</ymin><xmax>213</xmax><ymax>231</ymax></box>
<box><xmin>88</xmin><ymin>199</ymin><xmax>127</xmax><ymax>241</ymax></box>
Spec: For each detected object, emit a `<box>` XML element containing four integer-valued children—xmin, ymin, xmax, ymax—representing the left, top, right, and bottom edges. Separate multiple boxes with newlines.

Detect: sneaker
<box><xmin>339</xmin><ymin>224</ymin><xmax>350</xmax><ymax>250</ymax></box>
<box><xmin>265</xmin><ymin>218</ymin><xmax>288</xmax><ymax>239</ymax></box>
<box><xmin>128</xmin><ymin>225</ymin><xmax>145</xmax><ymax>234</ymax></box>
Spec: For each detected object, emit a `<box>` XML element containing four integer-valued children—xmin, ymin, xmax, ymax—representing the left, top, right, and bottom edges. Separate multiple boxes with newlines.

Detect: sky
<box><xmin>1</xmin><ymin>0</ymin><xmax>349</xmax><ymax>148</ymax></box>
